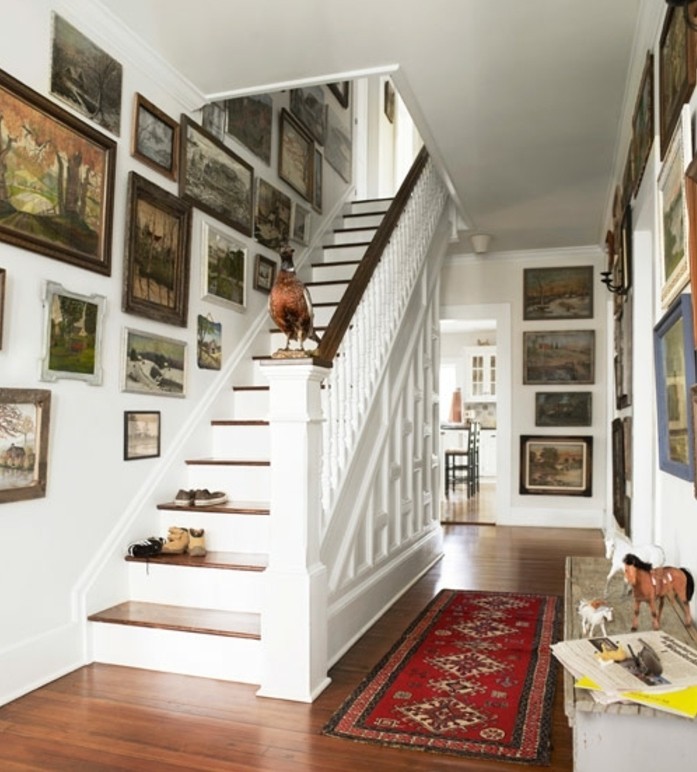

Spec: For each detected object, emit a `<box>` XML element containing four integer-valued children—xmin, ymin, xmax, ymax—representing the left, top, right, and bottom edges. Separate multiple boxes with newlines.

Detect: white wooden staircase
<box><xmin>87</xmin><ymin>198</ymin><xmax>394</xmax><ymax>686</ymax></box>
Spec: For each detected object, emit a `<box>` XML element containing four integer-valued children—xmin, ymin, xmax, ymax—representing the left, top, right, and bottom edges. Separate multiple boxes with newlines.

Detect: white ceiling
<box><xmin>101</xmin><ymin>0</ymin><xmax>645</xmax><ymax>255</ymax></box>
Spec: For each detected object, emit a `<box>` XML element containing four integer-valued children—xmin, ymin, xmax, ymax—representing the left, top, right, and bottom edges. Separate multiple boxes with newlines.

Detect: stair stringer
<box><xmin>320</xmin><ymin>206</ymin><xmax>450</xmax><ymax>666</ymax></box>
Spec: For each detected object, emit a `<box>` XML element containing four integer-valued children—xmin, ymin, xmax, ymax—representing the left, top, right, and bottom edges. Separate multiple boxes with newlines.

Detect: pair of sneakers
<box><xmin>161</xmin><ymin>526</ymin><xmax>207</xmax><ymax>556</ymax></box>
<box><xmin>174</xmin><ymin>488</ymin><xmax>227</xmax><ymax>507</ymax></box>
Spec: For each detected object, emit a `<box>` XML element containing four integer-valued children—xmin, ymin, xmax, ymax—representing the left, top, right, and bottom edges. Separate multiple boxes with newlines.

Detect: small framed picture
<box><xmin>122</xmin><ymin>328</ymin><xmax>187</xmax><ymax>398</ymax></box>
<box><xmin>124</xmin><ymin>410</ymin><xmax>161</xmax><ymax>460</ymax></box>
<box><xmin>201</xmin><ymin>221</ymin><xmax>247</xmax><ymax>310</ymax></box>
<box><xmin>291</xmin><ymin>202</ymin><xmax>311</xmax><ymax>245</ymax></box>
<box><xmin>519</xmin><ymin>435</ymin><xmax>593</xmax><ymax>497</ymax></box>
<box><xmin>197</xmin><ymin>314</ymin><xmax>222</xmax><ymax>370</ymax></box>
<box><xmin>313</xmin><ymin>147</ymin><xmax>323</xmax><ymax>213</ymax></box>
<box><xmin>0</xmin><ymin>388</ymin><xmax>51</xmax><ymax>503</ymax></box>
<box><xmin>0</xmin><ymin>268</ymin><xmax>5</xmax><ymax>350</ymax></box>
<box><xmin>384</xmin><ymin>80</ymin><xmax>396</xmax><ymax>123</ymax></box>
<box><xmin>534</xmin><ymin>392</ymin><xmax>592</xmax><ymax>427</ymax></box>
<box><xmin>131</xmin><ymin>93</ymin><xmax>179</xmax><ymax>181</ymax></box>
<box><xmin>523</xmin><ymin>330</ymin><xmax>595</xmax><ymax>385</ymax></box>
<box><xmin>253</xmin><ymin>254</ymin><xmax>277</xmax><ymax>294</ymax></box>
<box><xmin>41</xmin><ymin>281</ymin><xmax>106</xmax><ymax>385</ymax></box>
<box><xmin>255</xmin><ymin>177</ymin><xmax>291</xmax><ymax>250</ymax></box>
<box><xmin>523</xmin><ymin>266</ymin><xmax>593</xmax><ymax>320</ymax></box>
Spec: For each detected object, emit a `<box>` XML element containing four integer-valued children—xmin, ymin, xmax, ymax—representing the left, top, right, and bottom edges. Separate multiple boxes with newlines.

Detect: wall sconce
<box><xmin>599</xmin><ymin>269</ymin><xmax>626</xmax><ymax>295</ymax></box>
<box><xmin>600</xmin><ymin>229</ymin><xmax>626</xmax><ymax>295</ymax></box>
<box><xmin>666</xmin><ymin>1</ymin><xmax>697</xmax><ymax>32</ymax></box>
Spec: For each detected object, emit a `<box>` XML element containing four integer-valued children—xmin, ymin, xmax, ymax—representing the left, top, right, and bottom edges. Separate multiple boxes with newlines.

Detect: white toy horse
<box><xmin>578</xmin><ymin>599</ymin><xmax>614</xmax><ymax>638</ymax></box>
<box><xmin>604</xmin><ymin>531</ymin><xmax>665</xmax><ymax>594</ymax></box>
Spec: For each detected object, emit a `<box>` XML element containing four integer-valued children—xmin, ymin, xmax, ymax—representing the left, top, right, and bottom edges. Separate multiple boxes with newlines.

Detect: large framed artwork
<box><xmin>179</xmin><ymin>115</ymin><xmax>254</xmax><ymax>236</ymax></box>
<box><xmin>523</xmin><ymin>330</ymin><xmax>595</xmax><ymax>384</ymax></box>
<box><xmin>290</xmin><ymin>87</ymin><xmax>326</xmax><ymax>145</ymax></box>
<box><xmin>278</xmin><ymin>109</ymin><xmax>314</xmax><ymax>202</ymax></box>
<box><xmin>691</xmin><ymin>385</ymin><xmax>697</xmax><ymax>497</ymax></box>
<box><xmin>124</xmin><ymin>410</ymin><xmax>160</xmax><ymax>461</ymax></box>
<box><xmin>324</xmin><ymin>107</ymin><xmax>352</xmax><ymax>183</ymax></box>
<box><xmin>122</xmin><ymin>328</ymin><xmax>187</xmax><ymax>398</ymax></box>
<box><xmin>522</xmin><ymin>266</ymin><xmax>593</xmax><ymax>320</ymax></box>
<box><xmin>658</xmin><ymin>104</ymin><xmax>692</xmax><ymax>308</ymax></box>
<box><xmin>0</xmin><ymin>388</ymin><xmax>51</xmax><ymax>503</ymax></box>
<box><xmin>226</xmin><ymin>95</ymin><xmax>273</xmax><ymax>165</ymax></box>
<box><xmin>41</xmin><ymin>281</ymin><xmax>106</xmax><ymax>385</ymax></box>
<box><xmin>131</xmin><ymin>93</ymin><xmax>179</xmax><ymax>181</ymax></box>
<box><xmin>123</xmin><ymin>172</ymin><xmax>192</xmax><ymax>326</ymax></box>
<box><xmin>50</xmin><ymin>14</ymin><xmax>123</xmax><ymax>136</ymax></box>
<box><xmin>653</xmin><ymin>293</ymin><xmax>696</xmax><ymax>481</ymax></box>
<box><xmin>519</xmin><ymin>435</ymin><xmax>592</xmax><ymax>497</ymax></box>
<box><xmin>534</xmin><ymin>392</ymin><xmax>592</xmax><ymax>427</ymax></box>
<box><xmin>684</xmin><ymin>150</ymin><xmax>697</xmax><ymax>346</ymax></box>
<box><xmin>612</xmin><ymin>418</ymin><xmax>628</xmax><ymax>529</ymax></box>
<box><xmin>0</xmin><ymin>68</ymin><xmax>116</xmax><ymax>275</ymax></box>
<box><xmin>632</xmin><ymin>51</ymin><xmax>653</xmax><ymax>196</ymax></box>
<box><xmin>254</xmin><ymin>178</ymin><xmax>291</xmax><ymax>250</ymax></box>
<box><xmin>201</xmin><ymin>221</ymin><xmax>246</xmax><ymax>311</ymax></box>
<box><xmin>0</xmin><ymin>268</ymin><xmax>5</xmax><ymax>350</ymax></box>
<box><xmin>659</xmin><ymin>4</ymin><xmax>696</xmax><ymax>157</ymax></box>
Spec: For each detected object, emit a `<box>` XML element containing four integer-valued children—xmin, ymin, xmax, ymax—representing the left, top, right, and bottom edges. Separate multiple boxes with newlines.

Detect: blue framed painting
<box><xmin>653</xmin><ymin>293</ymin><xmax>696</xmax><ymax>480</ymax></box>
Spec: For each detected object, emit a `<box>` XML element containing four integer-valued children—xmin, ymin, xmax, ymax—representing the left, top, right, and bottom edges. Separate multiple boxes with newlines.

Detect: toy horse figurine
<box><xmin>623</xmin><ymin>553</ymin><xmax>694</xmax><ymax>631</ymax></box>
<box><xmin>578</xmin><ymin>598</ymin><xmax>614</xmax><ymax>637</ymax></box>
<box><xmin>604</xmin><ymin>532</ymin><xmax>665</xmax><ymax>594</ymax></box>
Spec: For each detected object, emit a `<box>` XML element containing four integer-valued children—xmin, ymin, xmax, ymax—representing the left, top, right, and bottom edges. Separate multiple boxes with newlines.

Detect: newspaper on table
<box><xmin>551</xmin><ymin>630</ymin><xmax>697</xmax><ymax>696</ymax></box>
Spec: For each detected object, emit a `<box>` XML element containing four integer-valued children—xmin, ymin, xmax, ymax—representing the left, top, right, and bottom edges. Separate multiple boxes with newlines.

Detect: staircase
<box><xmin>87</xmin><ymin>198</ymin><xmax>394</xmax><ymax>687</ymax></box>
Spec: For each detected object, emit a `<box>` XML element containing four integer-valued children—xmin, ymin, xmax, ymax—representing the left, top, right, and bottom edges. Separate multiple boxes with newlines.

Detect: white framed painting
<box><xmin>201</xmin><ymin>220</ymin><xmax>247</xmax><ymax>311</ymax></box>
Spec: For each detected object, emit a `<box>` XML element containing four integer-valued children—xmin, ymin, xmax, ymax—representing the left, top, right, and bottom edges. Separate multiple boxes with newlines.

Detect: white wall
<box><xmin>0</xmin><ymin>0</ymin><xmax>354</xmax><ymax>705</ymax></box>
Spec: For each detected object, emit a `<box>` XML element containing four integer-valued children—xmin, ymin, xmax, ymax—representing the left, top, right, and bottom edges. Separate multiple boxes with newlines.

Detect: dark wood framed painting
<box><xmin>123</xmin><ymin>172</ymin><xmax>192</xmax><ymax>327</ymax></box>
<box><xmin>50</xmin><ymin>13</ymin><xmax>123</xmax><ymax>136</ymax></box>
<box><xmin>534</xmin><ymin>392</ymin><xmax>592</xmax><ymax>427</ymax></box>
<box><xmin>124</xmin><ymin>410</ymin><xmax>160</xmax><ymax>460</ymax></box>
<box><xmin>523</xmin><ymin>330</ymin><xmax>595</xmax><ymax>385</ymax></box>
<box><xmin>659</xmin><ymin>4</ymin><xmax>697</xmax><ymax>158</ymax></box>
<box><xmin>226</xmin><ymin>94</ymin><xmax>273</xmax><ymax>165</ymax></box>
<box><xmin>290</xmin><ymin>87</ymin><xmax>326</xmax><ymax>145</ymax></box>
<box><xmin>612</xmin><ymin>418</ymin><xmax>627</xmax><ymax>529</ymax></box>
<box><xmin>253</xmin><ymin>254</ymin><xmax>276</xmax><ymax>294</ymax></box>
<box><xmin>291</xmin><ymin>201</ymin><xmax>311</xmax><ymax>245</ymax></box>
<box><xmin>0</xmin><ymin>388</ymin><xmax>51</xmax><ymax>503</ymax></box>
<box><xmin>685</xmin><ymin>149</ymin><xmax>697</xmax><ymax>346</ymax></box>
<box><xmin>653</xmin><ymin>293</ymin><xmax>696</xmax><ymax>481</ymax></box>
<box><xmin>329</xmin><ymin>81</ymin><xmax>350</xmax><ymax>109</ymax></box>
<box><xmin>0</xmin><ymin>68</ymin><xmax>116</xmax><ymax>275</ymax></box>
<box><xmin>131</xmin><ymin>93</ymin><xmax>179</xmax><ymax>181</ymax></box>
<box><xmin>632</xmin><ymin>51</ymin><xmax>653</xmax><ymax>196</ymax></box>
<box><xmin>180</xmin><ymin>115</ymin><xmax>254</xmax><ymax>236</ymax></box>
<box><xmin>41</xmin><ymin>280</ymin><xmax>106</xmax><ymax>385</ymax></box>
<box><xmin>523</xmin><ymin>266</ymin><xmax>593</xmax><ymax>320</ymax></box>
<box><xmin>278</xmin><ymin>109</ymin><xmax>314</xmax><ymax>202</ymax></box>
<box><xmin>0</xmin><ymin>268</ymin><xmax>5</xmax><ymax>350</ymax></box>
<box><xmin>384</xmin><ymin>80</ymin><xmax>396</xmax><ymax>124</ymax></box>
<box><xmin>325</xmin><ymin>107</ymin><xmax>352</xmax><ymax>184</ymax></box>
<box><xmin>519</xmin><ymin>435</ymin><xmax>592</xmax><ymax>497</ymax></box>
<box><xmin>255</xmin><ymin>177</ymin><xmax>291</xmax><ymax>250</ymax></box>
<box><xmin>122</xmin><ymin>328</ymin><xmax>187</xmax><ymax>398</ymax></box>
<box><xmin>313</xmin><ymin>147</ymin><xmax>323</xmax><ymax>213</ymax></box>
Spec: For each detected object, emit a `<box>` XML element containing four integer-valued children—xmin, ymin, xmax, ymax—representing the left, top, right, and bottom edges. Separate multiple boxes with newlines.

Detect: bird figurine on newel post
<box><xmin>268</xmin><ymin>243</ymin><xmax>321</xmax><ymax>358</ymax></box>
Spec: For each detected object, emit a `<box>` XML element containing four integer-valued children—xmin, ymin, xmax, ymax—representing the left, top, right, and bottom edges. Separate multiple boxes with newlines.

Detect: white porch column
<box><xmin>257</xmin><ymin>359</ymin><xmax>331</xmax><ymax>702</ymax></box>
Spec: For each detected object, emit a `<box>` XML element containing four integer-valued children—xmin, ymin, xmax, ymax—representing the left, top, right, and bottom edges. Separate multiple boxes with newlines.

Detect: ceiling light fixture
<box><xmin>666</xmin><ymin>0</ymin><xmax>697</xmax><ymax>32</ymax></box>
<box><xmin>470</xmin><ymin>233</ymin><xmax>492</xmax><ymax>254</ymax></box>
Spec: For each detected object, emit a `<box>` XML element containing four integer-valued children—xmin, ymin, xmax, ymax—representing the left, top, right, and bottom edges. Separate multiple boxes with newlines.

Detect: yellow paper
<box><xmin>575</xmin><ymin>676</ymin><xmax>601</xmax><ymax>690</ymax></box>
<box><xmin>621</xmin><ymin>686</ymin><xmax>697</xmax><ymax>719</ymax></box>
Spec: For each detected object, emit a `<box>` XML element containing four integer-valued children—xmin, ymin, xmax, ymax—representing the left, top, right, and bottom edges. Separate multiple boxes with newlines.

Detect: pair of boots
<box><xmin>161</xmin><ymin>526</ymin><xmax>206</xmax><ymax>556</ymax></box>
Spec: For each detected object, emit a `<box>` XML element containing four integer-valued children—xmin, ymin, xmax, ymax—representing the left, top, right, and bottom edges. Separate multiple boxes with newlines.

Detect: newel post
<box><xmin>257</xmin><ymin>358</ymin><xmax>331</xmax><ymax>702</ymax></box>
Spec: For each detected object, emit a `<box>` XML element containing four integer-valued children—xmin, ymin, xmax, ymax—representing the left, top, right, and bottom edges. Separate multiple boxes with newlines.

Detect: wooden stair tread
<box><xmin>88</xmin><ymin>601</ymin><xmax>261</xmax><ymax>639</ymax></box>
<box><xmin>232</xmin><ymin>385</ymin><xmax>269</xmax><ymax>391</ymax></box>
<box><xmin>157</xmin><ymin>501</ymin><xmax>270</xmax><ymax>515</ymax></box>
<box><xmin>184</xmin><ymin>458</ymin><xmax>270</xmax><ymax>466</ymax></box>
<box><xmin>322</xmin><ymin>242</ymin><xmax>371</xmax><ymax>251</ymax></box>
<box><xmin>210</xmin><ymin>419</ymin><xmax>269</xmax><ymax>426</ymax></box>
<box><xmin>125</xmin><ymin>551</ymin><xmax>268</xmax><ymax>571</ymax></box>
<box><xmin>311</xmin><ymin>260</ymin><xmax>361</xmax><ymax>267</ymax></box>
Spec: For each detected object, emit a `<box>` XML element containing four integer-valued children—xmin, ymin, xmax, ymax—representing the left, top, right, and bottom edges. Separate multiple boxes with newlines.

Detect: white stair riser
<box><xmin>270</xmin><ymin>331</ymin><xmax>323</xmax><ymax>352</ymax></box>
<box><xmin>90</xmin><ymin>623</ymin><xmax>261</xmax><ymax>684</ymax></box>
<box><xmin>329</xmin><ymin>228</ymin><xmax>377</xmax><ymax>245</ymax></box>
<box><xmin>212</xmin><ymin>424</ymin><xmax>269</xmax><ymax>459</ymax></box>
<box><xmin>313</xmin><ymin>305</ymin><xmax>336</xmax><ymax>327</ymax></box>
<box><xmin>305</xmin><ymin>282</ymin><xmax>349</xmax><ymax>304</ymax></box>
<box><xmin>158</xmin><ymin>511</ymin><xmax>270</xmax><ymax>553</ymax></box>
<box><xmin>128</xmin><ymin>563</ymin><xmax>263</xmax><ymax>612</ymax></box>
<box><xmin>186</xmin><ymin>464</ymin><xmax>270</xmax><ymax>500</ymax></box>
<box><xmin>347</xmin><ymin>199</ymin><xmax>391</xmax><ymax>215</ymax></box>
<box><xmin>322</xmin><ymin>244</ymin><xmax>367</xmax><ymax>262</ymax></box>
<box><xmin>310</xmin><ymin>262</ymin><xmax>358</xmax><ymax>282</ymax></box>
<box><xmin>233</xmin><ymin>389</ymin><xmax>269</xmax><ymax>419</ymax></box>
<box><xmin>340</xmin><ymin>212</ymin><xmax>384</xmax><ymax>229</ymax></box>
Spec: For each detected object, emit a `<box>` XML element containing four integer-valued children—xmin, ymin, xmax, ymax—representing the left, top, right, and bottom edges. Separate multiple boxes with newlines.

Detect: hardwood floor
<box><xmin>0</xmin><ymin>524</ymin><xmax>606</xmax><ymax>771</ymax></box>
<box><xmin>441</xmin><ymin>478</ymin><xmax>497</xmax><ymax>524</ymax></box>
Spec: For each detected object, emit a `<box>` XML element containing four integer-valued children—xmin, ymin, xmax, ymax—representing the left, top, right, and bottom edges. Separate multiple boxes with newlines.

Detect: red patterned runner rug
<box><xmin>323</xmin><ymin>589</ymin><xmax>562</xmax><ymax>765</ymax></box>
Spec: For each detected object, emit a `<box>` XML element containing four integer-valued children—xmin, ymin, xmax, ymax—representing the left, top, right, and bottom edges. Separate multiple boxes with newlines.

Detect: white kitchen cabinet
<box><xmin>464</xmin><ymin>346</ymin><xmax>496</xmax><ymax>402</ymax></box>
<box><xmin>479</xmin><ymin>429</ymin><xmax>497</xmax><ymax>477</ymax></box>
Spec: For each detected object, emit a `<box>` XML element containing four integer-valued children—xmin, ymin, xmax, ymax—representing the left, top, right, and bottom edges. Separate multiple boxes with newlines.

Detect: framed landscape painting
<box><xmin>255</xmin><ymin>178</ymin><xmax>291</xmax><ymax>250</ymax></box>
<box><xmin>124</xmin><ymin>410</ymin><xmax>160</xmax><ymax>460</ymax></box>
<box><xmin>279</xmin><ymin>109</ymin><xmax>314</xmax><ymax>202</ymax></box>
<box><xmin>523</xmin><ymin>330</ymin><xmax>595</xmax><ymax>384</ymax></box>
<box><xmin>534</xmin><ymin>392</ymin><xmax>592</xmax><ymax>427</ymax></box>
<box><xmin>201</xmin><ymin>222</ymin><xmax>246</xmax><ymax>310</ymax></box>
<box><xmin>523</xmin><ymin>266</ymin><xmax>593</xmax><ymax>320</ymax></box>
<box><xmin>519</xmin><ymin>435</ymin><xmax>592</xmax><ymax>497</ymax></box>
<box><xmin>131</xmin><ymin>93</ymin><xmax>179</xmax><ymax>181</ymax></box>
<box><xmin>226</xmin><ymin>94</ymin><xmax>273</xmax><ymax>165</ymax></box>
<box><xmin>0</xmin><ymin>388</ymin><xmax>51</xmax><ymax>503</ymax></box>
<box><xmin>253</xmin><ymin>254</ymin><xmax>276</xmax><ymax>293</ymax></box>
<box><xmin>41</xmin><ymin>281</ymin><xmax>106</xmax><ymax>385</ymax></box>
<box><xmin>122</xmin><ymin>328</ymin><xmax>186</xmax><ymax>398</ymax></box>
<box><xmin>632</xmin><ymin>51</ymin><xmax>653</xmax><ymax>196</ymax></box>
<box><xmin>0</xmin><ymin>268</ymin><xmax>5</xmax><ymax>349</ymax></box>
<box><xmin>325</xmin><ymin>107</ymin><xmax>352</xmax><ymax>183</ymax></box>
<box><xmin>0</xmin><ymin>68</ymin><xmax>116</xmax><ymax>275</ymax></box>
<box><xmin>290</xmin><ymin>87</ymin><xmax>326</xmax><ymax>145</ymax></box>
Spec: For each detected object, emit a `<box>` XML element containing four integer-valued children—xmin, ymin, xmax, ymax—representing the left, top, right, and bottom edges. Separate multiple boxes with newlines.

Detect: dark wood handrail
<box><xmin>315</xmin><ymin>146</ymin><xmax>429</xmax><ymax>362</ymax></box>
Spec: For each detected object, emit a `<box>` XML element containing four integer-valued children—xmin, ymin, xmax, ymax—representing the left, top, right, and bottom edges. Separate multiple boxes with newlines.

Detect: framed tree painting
<box><xmin>131</xmin><ymin>93</ymin><xmax>179</xmax><ymax>181</ymax></box>
<box><xmin>197</xmin><ymin>314</ymin><xmax>222</xmax><ymax>370</ymax></box>
<box><xmin>201</xmin><ymin>221</ymin><xmax>246</xmax><ymax>310</ymax></box>
<box><xmin>41</xmin><ymin>281</ymin><xmax>106</xmax><ymax>385</ymax></box>
<box><xmin>123</xmin><ymin>172</ymin><xmax>192</xmax><ymax>326</ymax></box>
<box><xmin>180</xmin><ymin>115</ymin><xmax>254</xmax><ymax>236</ymax></box>
<box><xmin>226</xmin><ymin>94</ymin><xmax>273</xmax><ymax>165</ymax></box>
<box><xmin>519</xmin><ymin>435</ymin><xmax>592</xmax><ymax>497</ymax></box>
<box><xmin>255</xmin><ymin>178</ymin><xmax>291</xmax><ymax>250</ymax></box>
<box><xmin>658</xmin><ymin>104</ymin><xmax>692</xmax><ymax>308</ymax></box>
<box><xmin>124</xmin><ymin>411</ymin><xmax>160</xmax><ymax>460</ymax></box>
<box><xmin>0</xmin><ymin>68</ymin><xmax>116</xmax><ymax>275</ymax></box>
<box><xmin>278</xmin><ymin>109</ymin><xmax>314</xmax><ymax>202</ymax></box>
<box><xmin>523</xmin><ymin>330</ymin><xmax>595</xmax><ymax>384</ymax></box>
<box><xmin>534</xmin><ymin>392</ymin><xmax>592</xmax><ymax>427</ymax></box>
<box><xmin>0</xmin><ymin>388</ymin><xmax>51</xmax><ymax>503</ymax></box>
<box><xmin>653</xmin><ymin>293</ymin><xmax>696</xmax><ymax>481</ymax></box>
<box><xmin>523</xmin><ymin>266</ymin><xmax>593</xmax><ymax>320</ymax></box>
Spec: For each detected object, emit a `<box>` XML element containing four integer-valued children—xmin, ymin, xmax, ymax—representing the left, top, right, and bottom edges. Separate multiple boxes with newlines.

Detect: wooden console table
<box><xmin>564</xmin><ymin>556</ymin><xmax>697</xmax><ymax>772</ymax></box>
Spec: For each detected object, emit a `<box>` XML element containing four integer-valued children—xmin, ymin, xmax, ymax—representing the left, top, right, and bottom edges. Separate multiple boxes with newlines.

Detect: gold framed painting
<box><xmin>519</xmin><ymin>435</ymin><xmax>592</xmax><ymax>497</ymax></box>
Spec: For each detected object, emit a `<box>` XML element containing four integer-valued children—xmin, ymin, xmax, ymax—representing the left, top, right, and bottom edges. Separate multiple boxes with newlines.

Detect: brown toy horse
<box><xmin>623</xmin><ymin>553</ymin><xmax>694</xmax><ymax>631</ymax></box>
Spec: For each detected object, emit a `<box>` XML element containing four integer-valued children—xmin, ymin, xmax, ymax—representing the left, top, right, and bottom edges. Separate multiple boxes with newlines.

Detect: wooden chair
<box><xmin>444</xmin><ymin>421</ymin><xmax>480</xmax><ymax>497</ymax></box>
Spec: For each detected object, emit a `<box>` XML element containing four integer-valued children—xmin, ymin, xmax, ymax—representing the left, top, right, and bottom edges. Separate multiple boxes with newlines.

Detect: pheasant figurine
<box><xmin>268</xmin><ymin>243</ymin><xmax>321</xmax><ymax>357</ymax></box>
